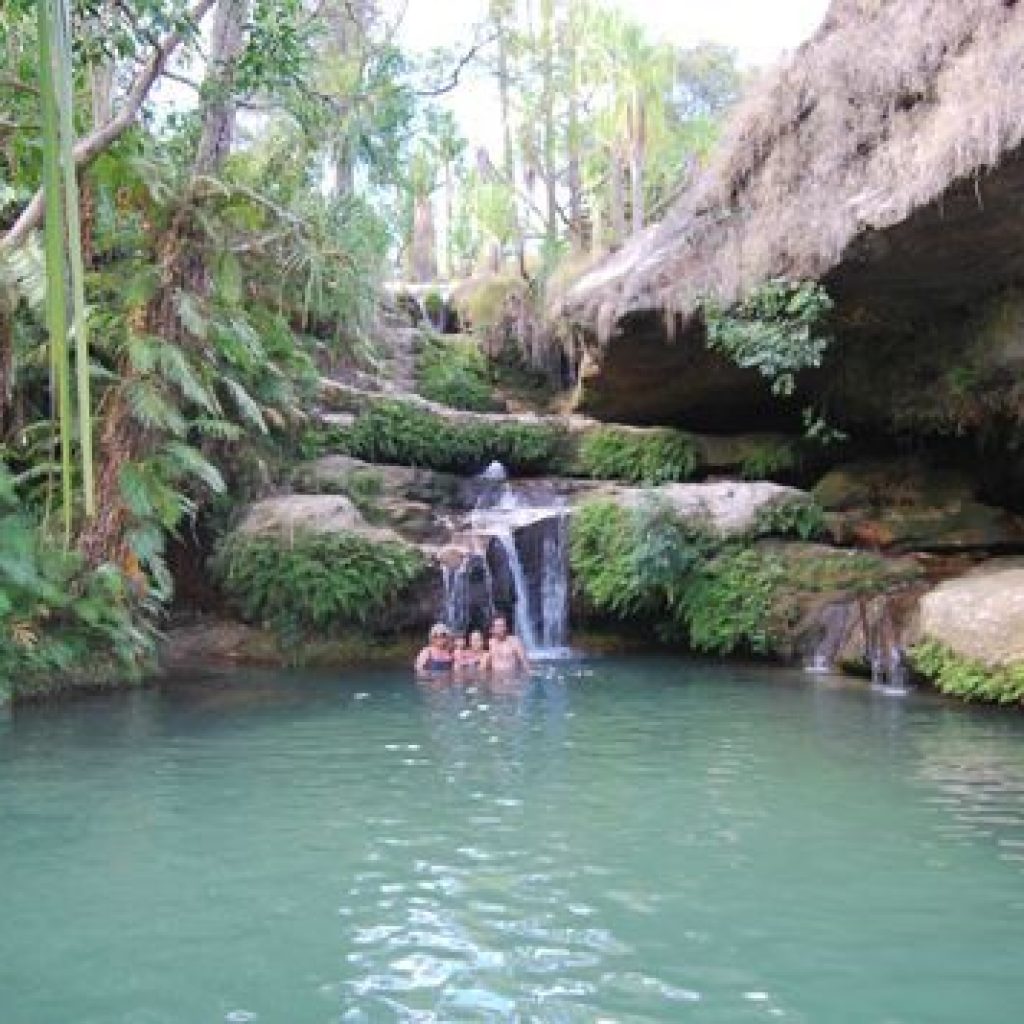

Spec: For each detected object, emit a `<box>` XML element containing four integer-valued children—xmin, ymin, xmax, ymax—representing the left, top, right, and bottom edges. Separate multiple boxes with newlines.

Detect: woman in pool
<box><xmin>454</xmin><ymin>630</ymin><xmax>490</xmax><ymax>674</ymax></box>
<box><xmin>414</xmin><ymin>623</ymin><xmax>455</xmax><ymax>675</ymax></box>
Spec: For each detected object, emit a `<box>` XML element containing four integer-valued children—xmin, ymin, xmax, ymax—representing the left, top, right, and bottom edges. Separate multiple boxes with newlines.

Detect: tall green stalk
<box><xmin>37</xmin><ymin>0</ymin><xmax>73</xmax><ymax>544</ymax></box>
<box><xmin>52</xmin><ymin>0</ymin><xmax>95</xmax><ymax>519</ymax></box>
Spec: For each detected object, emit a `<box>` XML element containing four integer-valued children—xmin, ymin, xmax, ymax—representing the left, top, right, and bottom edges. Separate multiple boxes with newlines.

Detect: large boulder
<box><xmin>237</xmin><ymin>494</ymin><xmax>392</xmax><ymax>540</ymax></box>
<box><xmin>617</xmin><ymin>480</ymin><xmax>812</xmax><ymax>538</ymax></box>
<box><xmin>554</xmin><ymin>2</ymin><xmax>1024</xmax><ymax>439</ymax></box>
<box><xmin>918</xmin><ymin>561</ymin><xmax>1024</xmax><ymax>667</ymax></box>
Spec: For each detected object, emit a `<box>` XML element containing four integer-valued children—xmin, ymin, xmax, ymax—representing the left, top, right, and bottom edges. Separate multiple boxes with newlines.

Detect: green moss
<box><xmin>212</xmin><ymin>530</ymin><xmax>426</xmax><ymax>641</ymax></box>
<box><xmin>909</xmin><ymin>640</ymin><xmax>1024</xmax><ymax>704</ymax></box>
<box><xmin>575</xmin><ymin>427</ymin><xmax>698</xmax><ymax>484</ymax></box>
<box><xmin>417</xmin><ymin>334</ymin><xmax>497</xmax><ymax>411</ymax></box>
<box><xmin>303</xmin><ymin>400</ymin><xmax>567</xmax><ymax>476</ymax></box>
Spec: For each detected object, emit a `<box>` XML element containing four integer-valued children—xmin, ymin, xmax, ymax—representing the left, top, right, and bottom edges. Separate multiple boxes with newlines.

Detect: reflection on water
<box><xmin>1</xmin><ymin>658</ymin><xmax>1024</xmax><ymax>1023</ymax></box>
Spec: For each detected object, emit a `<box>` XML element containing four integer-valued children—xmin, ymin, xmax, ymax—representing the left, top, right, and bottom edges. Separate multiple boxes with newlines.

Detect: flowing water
<box><xmin>2</xmin><ymin>659</ymin><xmax>1024</xmax><ymax>1023</ymax></box>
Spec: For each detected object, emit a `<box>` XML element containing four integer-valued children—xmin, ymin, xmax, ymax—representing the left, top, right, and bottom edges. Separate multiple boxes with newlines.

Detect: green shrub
<box><xmin>315</xmin><ymin>400</ymin><xmax>566</xmax><ymax>475</ymax></box>
<box><xmin>909</xmin><ymin>640</ymin><xmax>1024</xmax><ymax>704</ymax></box>
<box><xmin>570</xmin><ymin>497</ymin><xmax>793</xmax><ymax>656</ymax></box>
<box><xmin>740</xmin><ymin>441</ymin><xmax>799</xmax><ymax>480</ymax></box>
<box><xmin>752</xmin><ymin>496</ymin><xmax>826</xmax><ymax>540</ymax></box>
<box><xmin>576</xmin><ymin>427</ymin><xmax>698</xmax><ymax>484</ymax></box>
<box><xmin>212</xmin><ymin>530</ymin><xmax>426</xmax><ymax>640</ymax></box>
<box><xmin>417</xmin><ymin>334</ymin><xmax>496</xmax><ymax>411</ymax></box>
<box><xmin>682</xmin><ymin>547</ymin><xmax>787</xmax><ymax>655</ymax></box>
<box><xmin>570</xmin><ymin>498</ymin><xmax>712</xmax><ymax>627</ymax></box>
<box><xmin>0</xmin><ymin>468</ymin><xmax>155</xmax><ymax>700</ymax></box>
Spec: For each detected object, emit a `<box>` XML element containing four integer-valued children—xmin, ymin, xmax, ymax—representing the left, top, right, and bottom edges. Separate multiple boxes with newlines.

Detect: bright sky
<box><xmin>394</xmin><ymin>0</ymin><xmax>830</xmax><ymax>67</ymax></box>
<box><xmin>390</xmin><ymin>0</ymin><xmax>831</xmax><ymax>155</ymax></box>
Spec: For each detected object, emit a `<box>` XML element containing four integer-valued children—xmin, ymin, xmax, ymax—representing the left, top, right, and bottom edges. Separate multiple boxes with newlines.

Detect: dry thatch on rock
<box><xmin>562</xmin><ymin>0</ymin><xmax>1024</xmax><ymax>341</ymax></box>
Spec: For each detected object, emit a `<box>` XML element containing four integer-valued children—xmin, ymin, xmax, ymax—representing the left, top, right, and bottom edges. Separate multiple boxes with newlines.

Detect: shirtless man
<box><xmin>487</xmin><ymin>614</ymin><xmax>531</xmax><ymax>675</ymax></box>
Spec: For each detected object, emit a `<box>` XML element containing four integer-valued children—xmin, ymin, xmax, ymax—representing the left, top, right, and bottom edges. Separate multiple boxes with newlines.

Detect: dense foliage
<box><xmin>0</xmin><ymin>465</ymin><xmax>154</xmax><ymax>700</ymax></box>
<box><xmin>212</xmin><ymin>530</ymin><xmax>425</xmax><ymax>642</ymax></box>
<box><xmin>576</xmin><ymin>427</ymin><xmax>698</xmax><ymax>485</ymax></box>
<box><xmin>306</xmin><ymin>401</ymin><xmax>567</xmax><ymax>475</ymax></box>
<box><xmin>569</xmin><ymin>497</ymin><xmax>784</xmax><ymax>653</ymax></box>
<box><xmin>909</xmin><ymin>640</ymin><xmax>1024</xmax><ymax>704</ymax></box>
<box><xmin>570</xmin><ymin>496</ymin><xmax>907</xmax><ymax>657</ymax></box>
<box><xmin>416</xmin><ymin>334</ymin><xmax>496</xmax><ymax>411</ymax></box>
<box><xmin>0</xmin><ymin>0</ymin><xmax>465</xmax><ymax>692</ymax></box>
<box><xmin>704</xmin><ymin>279</ymin><xmax>833</xmax><ymax>397</ymax></box>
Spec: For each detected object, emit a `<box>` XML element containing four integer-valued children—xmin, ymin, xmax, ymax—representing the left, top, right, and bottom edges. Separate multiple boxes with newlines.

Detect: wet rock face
<box><xmin>813</xmin><ymin>460</ymin><xmax>1024</xmax><ymax>552</ymax></box>
<box><xmin>918</xmin><ymin>560</ymin><xmax>1024</xmax><ymax>668</ymax></box>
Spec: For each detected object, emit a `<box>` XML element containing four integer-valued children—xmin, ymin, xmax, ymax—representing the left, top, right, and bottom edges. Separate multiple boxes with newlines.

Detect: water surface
<box><xmin>2</xmin><ymin>658</ymin><xmax>1023</xmax><ymax>1023</ymax></box>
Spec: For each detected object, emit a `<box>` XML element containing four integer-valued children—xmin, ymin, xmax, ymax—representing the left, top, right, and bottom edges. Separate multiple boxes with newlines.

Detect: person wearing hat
<box><xmin>414</xmin><ymin>623</ymin><xmax>455</xmax><ymax>675</ymax></box>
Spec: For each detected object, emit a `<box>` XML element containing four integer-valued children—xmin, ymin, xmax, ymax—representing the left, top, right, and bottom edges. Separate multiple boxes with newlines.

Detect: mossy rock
<box><xmin>813</xmin><ymin>459</ymin><xmax>1024</xmax><ymax>551</ymax></box>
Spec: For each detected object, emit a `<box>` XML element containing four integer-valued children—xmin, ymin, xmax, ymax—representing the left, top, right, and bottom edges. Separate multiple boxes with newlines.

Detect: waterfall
<box><xmin>493</xmin><ymin>530</ymin><xmax>540</xmax><ymax>650</ymax></box>
<box><xmin>436</xmin><ymin>465</ymin><xmax>571</xmax><ymax>657</ymax></box>
<box><xmin>540</xmin><ymin>515</ymin><xmax>569</xmax><ymax>648</ymax></box>
<box><xmin>804</xmin><ymin>602</ymin><xmax>852</xmax><ymax>674</ymax></box>
<box><xmin>441</xmin><ymin>561</ymin><xmax>469</xmax><ymax>633</ymax></box>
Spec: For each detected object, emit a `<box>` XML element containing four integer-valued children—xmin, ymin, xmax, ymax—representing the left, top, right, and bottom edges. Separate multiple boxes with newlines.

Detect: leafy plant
<box><xmin>417</xmin><ymin>333</ymin><xmax>496</xmax><ymax>411</ymax></box>
<box><xmin>740</xmin><ymin>440</ymin><xmax>799</xmax><ymax>480</ymax></box>
<box><xmin>752</xmin><ymin>496</ymin><xmax>826</xmax><ymax>540</ymax></box>
<box><xmin>682</xmin><ymin>547</ymin><xmax>786</xmax><ymax>655</ymax></box>
<box><xmin>570</xmin><ymin>498</ymin><xmax>712</xmax><ymax>622</ymax></box>
<box><xmin>309</xmin><ymin>399</ymin><xmax>566</xmax><ymax>475</ymax></box>
<box><xmin>576</xmin><ymin>427</ymin><xmax>698</xmax><ymax>484</ymax></box>
<box><xmin>704</xmin><ymin>279</ymin><xmax>833</xmax><ymax>397</ymax></box>
<box><xmin>0</xmin><ymin>465</ymin><xmax>155</xmax><ymax>700</ymax></box>
<box><xmin>212</xmin><ymin>530</ymin><xmax>426</xmax><ymax>642</ymax></box>
<box><xmin>909</xmin><ymin>640</ymin><xmax>1024</xmax><ymax>704</ymax></box>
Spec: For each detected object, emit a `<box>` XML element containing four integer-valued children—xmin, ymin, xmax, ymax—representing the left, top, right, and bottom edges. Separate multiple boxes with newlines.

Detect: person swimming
<box><xmin>455</xmin><ymin>629</ymin><xmax>490</xmax><ymax>674</ymax></box>
<box><xmin>487</xmin><ymin>614</ymin><xmax>530</xmax><ymax>675</ymax></box>
<box><xmin>414</xmin><ymin>623</ymin><xmax>455</xmax><ymax>674</ymax></box>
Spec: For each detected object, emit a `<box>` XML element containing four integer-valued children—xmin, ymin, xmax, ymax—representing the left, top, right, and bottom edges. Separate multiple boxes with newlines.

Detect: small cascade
<box><xmin>435</xmin><ymin>463</ymin><xmax>571</xmax><ymax>657</ymax></box>
<box><xmin>866</xmin><ymin>599</ymin><xmax>911</xmax><ymax>694</ymax></box>
<box><xmin>540</xmin><ymin>515</ymin><xmax>569</xmax><ymax>648</ymax></box>
<box><xmin>441</xmin><ymin>561</ymin><xmax>469</xmax><ymax>634</ymax></box>
<box><xmin>804</xmin><ymin>602</ymin><xmax>853</xmax><ymax>674</ymax></box>
<box><xmin>493</xmin><ymin>530</ymin><xmax>540</xmax><ymax>650</ymax></box>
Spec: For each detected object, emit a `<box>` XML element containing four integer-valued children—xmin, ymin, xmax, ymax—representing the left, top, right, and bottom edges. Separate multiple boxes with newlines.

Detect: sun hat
<box><xmin>429</xmin><ymin>622</ymin><xmax>451</xmax><ymax>639</ymax></box>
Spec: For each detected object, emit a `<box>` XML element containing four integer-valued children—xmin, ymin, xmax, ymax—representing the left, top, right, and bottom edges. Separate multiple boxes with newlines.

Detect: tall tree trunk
<box><xmin>494</xmin><ymin>0</ymin><xmax>524</xmax><ymax>275</ymax></box>
<box><xmin>565</xmin><ymin>9</ymin><xmax>583</xmax><ymax>251</ymax></box>
<box><xmin>410</xmin><ymin>194</ymin><xmax>437</xmax><ymax>282</ymax></box>
<box><xmin>540</xmin><ymin>0</ymin><xmax>558</xmax><ymax>249</ymax></box>
<box><xmin>444</xmin><ymin>158</ymin><xmax>454</xmax><ymax>278</ymax></box>
<box><xmin>629</xmin><ymin>93</ymin><xmax>646</xmax><ymax>235</ymax></box>
<box><xmin>194</xmin><ymin>0</ymin><xmax>249</xmax><ymax>175</ymax></box>
<box><xmin>609</xmin><ymin>149</ymin><xmax>626</xmax><ymax>244</ymax></box>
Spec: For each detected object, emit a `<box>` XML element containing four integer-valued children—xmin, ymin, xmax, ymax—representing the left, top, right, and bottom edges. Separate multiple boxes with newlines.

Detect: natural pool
<box><xmin>1</xmin><ymin>658</ymin><xmax>1023</xmax><ymax>1023</ymax></box>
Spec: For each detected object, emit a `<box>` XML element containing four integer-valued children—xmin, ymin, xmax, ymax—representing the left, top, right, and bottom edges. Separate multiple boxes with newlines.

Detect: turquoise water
<box><xmin>1</xmin><ymin>659</ymin><xmax>1023</xmax><ymax>1023</ymax></box>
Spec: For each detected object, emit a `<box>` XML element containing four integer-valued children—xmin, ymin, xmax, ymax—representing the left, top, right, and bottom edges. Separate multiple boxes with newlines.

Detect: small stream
<box><xmin>2</xmin><ymin>659</ymin><xmax>1024</xmax><ymax>1023</ymax></box>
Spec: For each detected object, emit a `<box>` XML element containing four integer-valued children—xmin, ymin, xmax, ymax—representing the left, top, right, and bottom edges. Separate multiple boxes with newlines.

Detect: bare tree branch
<box><xmin>413</xmin><ymin>32</ymin><xmax>498</xmax><ymax>98</ymax></box>
<box><xmin>2</xmin><ymin>0</ymin><xmax>218</xmax><ymax>250</ymax></box>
